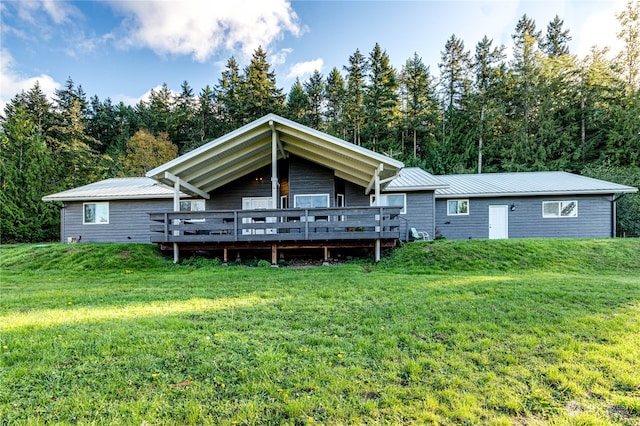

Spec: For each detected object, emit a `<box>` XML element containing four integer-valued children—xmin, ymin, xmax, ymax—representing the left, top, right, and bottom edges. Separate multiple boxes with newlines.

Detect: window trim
<box><xmin>293</xmin><ymin>193</ymin><xmax>330</xmax><ymax>209</ymax></box>
<box><xmin>447</xmin><ymin>199</ymin><xmax>469</xmax><ymax>216</ymax></box>
<box><xmin>370</xmin><ymin>193</ymin><xmax>407</xmax><ymax>214</ymax></box>
<box><xmin>542</xmin><ymin>200</ymin><xmax>578</xmax><ymax>218</ymax></box>
<box><xmin>180</xmin><ymin>199</ymin><xmax>206</xmax><ymax>222</ymax></box>
<box><xmin>83</xmin><ymin>202</ymin><xmax>109</xmax><ymax>225</ymax></box>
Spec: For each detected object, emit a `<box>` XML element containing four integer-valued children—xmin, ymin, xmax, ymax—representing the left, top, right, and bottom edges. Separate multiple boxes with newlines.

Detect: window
<box><xmin>370</xmin><ymin>193</ymin><xmax>406</xmax><ymax>214</ymax></box>
<box><xmin>447</xmin><ymin>199</ymin><xmax>469</xmax><ymax>216</ymax></box>
<box><xmin>294</xmin><ymin>194</ymin><xmax>330</xmax><ymax>209</ymax></box>
<box><xmin>180</xmin><ymin>199</ymin><xmax>205</xmax><ymax>212</ymax></box>
<box><xmin>83</xmin><ymin>202</ymin><xmax>109</xmax><ymax>224</ymax></box>
<box><xmin>180</xmin><ymin>199</ymin><xmax>205</xmax><ymax>222</ymax></box>
<box><xmin>543</xmin><ymin>200</ymin><xmax>578</xmax><ymax>218</ymax></box>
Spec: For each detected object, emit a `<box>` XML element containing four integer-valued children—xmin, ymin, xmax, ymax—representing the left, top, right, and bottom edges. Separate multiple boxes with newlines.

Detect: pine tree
<box><xmin>216</xmin><ymin>56</ymin><xmax>244</xmax><ymax>131</ymax></box>
<box><xmin>343</xmin><ymin>49</ymin><xmax>368</xmax><ymax>145</ymax></box>
<box><xmin>363</xmin><ymin>43</ymin><xmax>399</xmax><ymax>152</ymax></box>
<box><xmin>399</xmin><ymin>53</ymin><xmax>440</xmax><ymax>160</ymax></box>
<box><xmin>540</xmin><ymin>15</ymin><xmax>572</xmax><ymax>57</ymax></box>
<box><xmin>616</xmin><ymin>0</ymin><xmax>640</xmax><ymax>90</ymax></box>
<box><xmin>324</xmin><ymin>67</ymin><xmax>347</xmax><ymax>138</ymax></box>
<box><xmin>239</xmin><ymin>47</ymin><xmax>285</xmax><ymax>123</ymax></box>
<box><xmin>173</xmin><ymin>80</ymin><xmax>196</xmax><ymax>153</ymax></box>
<box><xmin>304</xmin><ymin>70</ymin><xmax>325</xmax><ymax>130</ymax></box>
<box><xmin>285</xmin><ymin>78</ymin><xmax>310</xmax><ymax>125</ymax></box>
<box><xmin>0</xmin><ymin>105</ymin><xmax>59</xmax><ymax>242</ymax></box>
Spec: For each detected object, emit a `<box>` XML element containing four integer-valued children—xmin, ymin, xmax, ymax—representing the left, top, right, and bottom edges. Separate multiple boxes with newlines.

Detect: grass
<box><xmin>1</xmin><ymin>239</ymin><xmax>639</xmax><ymax>425</ymax></box>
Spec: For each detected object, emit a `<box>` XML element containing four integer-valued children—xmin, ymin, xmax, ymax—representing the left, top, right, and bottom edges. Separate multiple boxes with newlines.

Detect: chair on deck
<box><xmin>410</xmin><ymin>227</ymin><xmax>430</xmax><ymax>241</ymax></box>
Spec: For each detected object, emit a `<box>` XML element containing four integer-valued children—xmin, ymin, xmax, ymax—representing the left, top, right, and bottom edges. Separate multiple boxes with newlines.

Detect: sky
<box><xmin>0</xmin><ymin>0</ymin><xmax>628</xmax><ymax>112</ymax></box>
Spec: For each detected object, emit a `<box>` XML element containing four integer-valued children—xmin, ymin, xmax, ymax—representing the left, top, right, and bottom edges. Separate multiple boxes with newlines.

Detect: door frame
<box><xmin>488</xmin><ymin>204</ymin><xmax>509</xmax><ymax>239</ymax></box>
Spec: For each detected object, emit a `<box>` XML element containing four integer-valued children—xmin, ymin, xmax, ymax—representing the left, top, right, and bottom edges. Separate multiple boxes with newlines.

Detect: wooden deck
<box><xmin>149</xmin><ymin>206</ymin><xmax>403</xmax><ymax>262</ymax></box>
<box><xmin>149</xmin><ymin>206</ymin><xmax>403</xmax><ymax>244</ymax></box>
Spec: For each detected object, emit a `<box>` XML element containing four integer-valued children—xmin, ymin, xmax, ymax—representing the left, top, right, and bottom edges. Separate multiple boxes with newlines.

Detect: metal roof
<box><xmin>146</xmin><ymin>114</ymin><xmax>404</xmax><ymax>196</ymax></box>
<box><xmin>383</xmin><ymin>167</ymin><xmax>449</xmax><ymax>191</ymax></box>
<box><xmin>434</xmin><ymin>171</ymin><xmax>638</xmax><ymax>198</ymax></box>
<box><xmin>42</xmin><ymin>177</ymin><xmax>182</xmax><ymax>202</ymax></box>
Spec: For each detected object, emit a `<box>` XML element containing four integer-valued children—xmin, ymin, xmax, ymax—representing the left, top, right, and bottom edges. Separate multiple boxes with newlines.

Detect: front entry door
<box><xmin>242</xmin><ymin>197</ymin><xmax>275</xmax><ymax>235</ymax></box>
<box><xmin>488</xmin><ymin>205</ymin><xmax>509</xmax><ymax>239</ymax></box>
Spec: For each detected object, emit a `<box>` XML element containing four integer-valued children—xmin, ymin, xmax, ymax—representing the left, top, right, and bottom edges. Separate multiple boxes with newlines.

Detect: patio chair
<box><xmin>410</xmin><ymin>227</ymin><xmax>430</xmax><ymax>241</ymax></box>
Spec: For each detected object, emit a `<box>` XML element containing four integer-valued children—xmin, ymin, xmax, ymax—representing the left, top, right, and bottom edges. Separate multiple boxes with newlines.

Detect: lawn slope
<box><xmin>1</xmin><ymin>239</ymin><xmax>639</xmax><ymax>425</ymax></box>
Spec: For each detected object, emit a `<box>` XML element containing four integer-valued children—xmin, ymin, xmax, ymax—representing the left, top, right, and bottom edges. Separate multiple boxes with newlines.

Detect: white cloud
<box><xmin>0</xmin><ymin>49</ymin><xmax>60</xmax><ymax>113</ymax></box>
<box><xmin>113</xmin><ymin>85</ymin><xmax>178</xmax><ymax>107</ymax></box>
<box><xmin>109</xmin><ymin>0</ymin><xmax>304</xmax><ymax>62</ymax></box>
<box><xmin>41</xmin><ymin>0</ymin><xmax>82</xmax><ymax>24</ymax></box>
<box><xmin>271</xmin><ymin>48</ymin><xmax>294</xmax><ymax>66</ymax></box>
<box><xmin>286</xmin><ymin>58</ymin><xmax>324</xmax><ymax>80</ymax></box>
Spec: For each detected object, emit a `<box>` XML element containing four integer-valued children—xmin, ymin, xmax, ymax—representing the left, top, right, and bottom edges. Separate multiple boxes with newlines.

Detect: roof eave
<box><xmin>41</xmin><ymin>194</ymin><xmax>178</xmax><ymax>202</ymax></box>
<box><xmin>434</xmin><ymin>188</ymin><xmax>639</xmax><ymax>198</ymax></box>
<box><xmin>384</xmin><ymin>185</ymin><xmax>450</xmax><ymax>192</ymax></box>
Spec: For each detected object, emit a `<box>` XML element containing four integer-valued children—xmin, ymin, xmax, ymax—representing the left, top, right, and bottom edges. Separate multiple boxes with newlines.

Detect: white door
<box><xmin>242</xmin><ymin>197</ymin><xmax>276</xmax><ymax>235</ymax></box>
<box><xmin>489</xmin><ymin>205</ymin><xmax>509</xmax><ymax>239</ymax></box>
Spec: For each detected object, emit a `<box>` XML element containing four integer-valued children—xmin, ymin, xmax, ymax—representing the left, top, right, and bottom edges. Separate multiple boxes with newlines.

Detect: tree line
<box><xmin>2</xmin><ymin>3</ymin><xmax>639</xmax><ymax>242</ymax></box>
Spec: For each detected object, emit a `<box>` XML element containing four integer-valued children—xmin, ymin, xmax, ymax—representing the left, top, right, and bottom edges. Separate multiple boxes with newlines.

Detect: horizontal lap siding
<box><xmin>289</xmin><ymin>157</ymin><xmax>335</xmax><ymax>205</ymax></box>
<box><xmin>209</xmin><ymin>166</ymin><xmax>273</xmax><ymax>209</ymax></box>
<box><xmin>345</xmin><ymin>181</ymin><xmax>436</xmax><ymax>241</ymax></box>
<box><xmin>62</xmin><ymin>199</ymin><xmax>172</xmax><ymax>243</ymax></box>
<box><xmin>435</xmin><ymin>195</ymin><xmax>613</xmax><ymax>240</ymax></box>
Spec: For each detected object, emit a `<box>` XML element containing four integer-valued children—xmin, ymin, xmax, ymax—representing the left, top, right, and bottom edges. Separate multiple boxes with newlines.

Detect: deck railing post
<box><xmin>234</xmin><ymin>211</ymin><xmax>238</xmax><ymax>241</ymax></box>
<box><xmin>304</xmin><ymin>209</ymin><xmax>309</xmax><ymax>239</ymax></box>
<box><xmin>163</xmin><ymin>212</ymin><xmax>169</xmax><ymax>242</ymax></box>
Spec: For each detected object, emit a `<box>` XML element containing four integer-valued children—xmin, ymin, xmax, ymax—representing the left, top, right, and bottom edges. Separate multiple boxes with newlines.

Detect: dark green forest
<box><xmin>2</xmin><ymin>5</ymin><xmax>639</xmax><ymax>242</ymax></box>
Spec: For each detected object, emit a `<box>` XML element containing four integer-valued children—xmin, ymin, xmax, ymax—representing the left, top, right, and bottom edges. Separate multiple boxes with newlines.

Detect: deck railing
<box><xmin>149</xmin><ymin>206</ymin><xmax>402</xmax><ymax>243</ymax></box>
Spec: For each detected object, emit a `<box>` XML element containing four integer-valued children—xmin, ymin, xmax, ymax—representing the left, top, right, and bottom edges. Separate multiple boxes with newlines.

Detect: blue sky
<box><xmin>0</xmin><ymin>0</ymin><xmax>627</xmax><ymax>111</ymax></box>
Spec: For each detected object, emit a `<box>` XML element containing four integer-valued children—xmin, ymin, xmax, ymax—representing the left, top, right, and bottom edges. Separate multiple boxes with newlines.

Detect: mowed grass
<box><xmin>1</xmin><ymin>240</ymin><xmax>639</xmax><ymax>425</ymax></box>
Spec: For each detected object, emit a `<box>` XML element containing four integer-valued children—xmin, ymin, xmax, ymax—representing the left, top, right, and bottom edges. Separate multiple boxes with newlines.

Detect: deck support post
<box><xmin>323</xmin><ymin>246</ymin><xmax>329</xmax><ymax>262</ymax></box>
<box><xmin>173</xmin><ymin>178</ymin><xmax>180</xmax><ymax>264</ymax></box>
<box><xmin>223</xmin><ymin>248</ymin><xmax>228</xmax><ymax>264</ymax></box>
<box><xmin>374</xmin><ymin>165</ymin><xmax>381</xmax><ymax>263</ymax></box>
<box><xmin>271</xmin><ymin>244</ymin><xmax>278</xmax><ymax>265</ymax></box>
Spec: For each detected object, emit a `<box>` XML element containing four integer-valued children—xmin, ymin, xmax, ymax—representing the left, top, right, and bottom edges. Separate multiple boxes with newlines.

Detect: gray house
<box><xmin>43</xmin><ymin>114</ymin><xmax>638</xmax><ymax>262</ymax></box>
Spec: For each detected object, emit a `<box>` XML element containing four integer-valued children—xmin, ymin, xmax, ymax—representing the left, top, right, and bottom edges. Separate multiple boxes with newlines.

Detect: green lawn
<box><xmin>1</xmin><ymin>240</ymin><xmax>639</xmax><ymax>425</ymax></box>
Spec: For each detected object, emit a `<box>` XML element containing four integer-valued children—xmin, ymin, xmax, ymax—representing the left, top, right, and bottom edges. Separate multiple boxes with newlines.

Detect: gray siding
<box><xmin>288</xmin><ymin>156</ymin><xmax>335</xmax><ymax>206</ymax></box>
<box><xmin>343</xmin><ymin>181</ymin><xmax>436</xmax><ymax>240</ymax></box>
<box><xmin>209</xmin><ymin>166</ymin><xmax>274</xmax><ymax>209</ymax></box>
<box><xmin>435</xmin><ymin>195</ymin><xmax>614</xmax><ymax>240</ymax></box>
<box><xmin>62</xmin><ymin>199</ymin><xmax>172</xmax><ymax>243</ymax></box>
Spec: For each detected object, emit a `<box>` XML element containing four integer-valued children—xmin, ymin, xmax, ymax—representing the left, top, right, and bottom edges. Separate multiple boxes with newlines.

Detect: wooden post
<box><xmin>173</xmin><ymin>178</ymin><xmax>180</xmax><ymax>264</ymax></box>
<box><xmin>374</xmin><ymin>167</ymin><xmax>381</xmax><ymax>262</ymax></box>
<box><xmin>223</xmin><ymin>248</ymin><xmax>228</xmax><ymax>264</ymax></box>
<box><xmin>271</xmin><ymin>244</ymin><xmax>278</xmax><ymax>265</ymax></box>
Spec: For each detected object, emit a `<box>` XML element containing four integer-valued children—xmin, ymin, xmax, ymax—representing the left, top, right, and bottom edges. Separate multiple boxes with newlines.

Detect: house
<box><xmin>43</xmin><ymin>114</ymin><xmax>638</xmax><ymax>263</ymax></box>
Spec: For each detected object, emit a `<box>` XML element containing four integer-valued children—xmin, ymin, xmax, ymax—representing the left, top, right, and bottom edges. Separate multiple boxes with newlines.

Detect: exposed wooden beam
<box><xmin>164</xmin><ymin>172</ymin><xmax>210</xmax><ymax>199</ymax></box>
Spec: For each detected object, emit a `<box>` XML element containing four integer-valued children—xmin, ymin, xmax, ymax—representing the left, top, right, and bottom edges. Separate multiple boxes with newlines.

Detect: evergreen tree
<box><xmin>304</xmin><ymin>70</ymin><xmax>325</xmax><ymax>130</ymax></box>
<box><xmin>507</xmin><ymin>14</ymin><xmax>543</xmax><ymax>169</ymax></box>
<box><xmin>540</xmin><ymin>15</ymin><xmax>572</xmax><ymax>57</ymax></box>
<box><xmin>439</xmin><ymin>34</ymin><xmax>471</xmax><ymax>110</ymax></box>
<box><xmin>216</xmin><ymin>56</ymin><xmax>244</xmax><ymax>132</ymax></box>
<box><xmin>399</xmin><ymin>53</ymin><xmax>440</xmax><ymax>161</ymax></box>
<box><xmin>239</xmin><ymin>46</ymin><xmax>285</xmax><ymax>123</ymax></box>
<box><xmin>285</xmin><ymin>78</ymin><xmax>310</xmax><ymax>125</ymax></box>
<box><xmin>615</xmin><ymin>0</ymin><xmax>640</xmax><ymax>90</ymax></box>
<box><xmin>363</xmin><ymin>43</ymin><xmax>399</xmax><ymax>152</ymax></box>
<box><xmin>0</xmin><ymin>105</ymin><xmax>59</xmax><ymax>242</ymax></box>
<box><xmin>173</xmin><ymin>80</ymin><xmax>196</xmax><ymax>153</ymax></box>
<box><xmin>192</xmin><ymin>85</ymin><xmax>219</xmax><ymax>148</ymax></box>
<box><xmin>324</xmin><ymin>67</ymin><xmax>347</xmax><ymax>139</ymax></box>
<box><xmin>343</xmin><ymin>49</ymin><xmax>368</xmax><ymax>145</ymax></box>
<box><xmin>472</xmin><ymin>36</ymin><xmax>507</xmax><ymax>173</ymax></box>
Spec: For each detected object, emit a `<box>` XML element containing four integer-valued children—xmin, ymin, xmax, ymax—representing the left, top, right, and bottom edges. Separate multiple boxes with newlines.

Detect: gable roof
<box><xmin>383</xmin><ymin>167</ymin><xmax>449</xmax><ymax>191</ymax></box>
<box><xmin>146</xmin><ymin>114</ymin><xmax>404</xmax><ymax>196</ymax></box>
<box><xmin>42</xmin><ymin>177</ymin><xmax>182</xmax><ymax>202</ymax></box>
<box><xmin>434</xmin><ymin>171</ymin><xmax>638</xmax><ymax>198</ymax></box>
